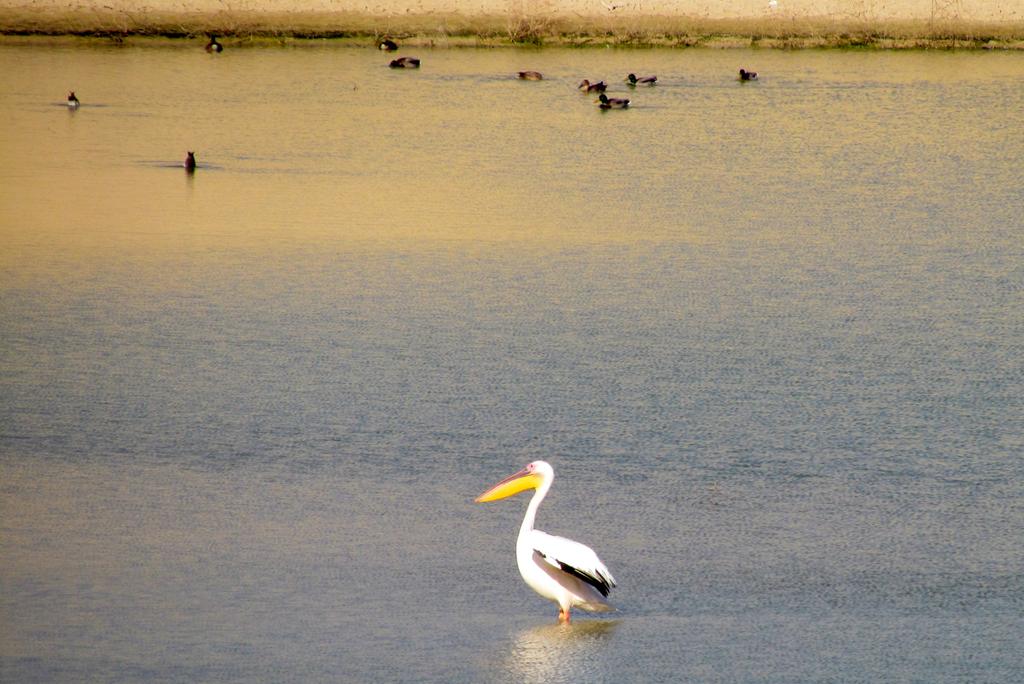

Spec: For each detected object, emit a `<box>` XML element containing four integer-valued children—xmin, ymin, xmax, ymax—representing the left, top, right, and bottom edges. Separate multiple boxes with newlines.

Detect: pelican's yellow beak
<box><xmin>475</xmin><ymin>468</ymin><xmax>543</xmax><ymax>503</ymax></box>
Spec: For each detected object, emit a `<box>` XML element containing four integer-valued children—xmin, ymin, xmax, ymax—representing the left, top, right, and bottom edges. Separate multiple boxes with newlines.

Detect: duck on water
<box><xmin>626</xmin><ymin>73</ymin><xmax>657</xmax><ymax>86</ymax></box>
<box><xmin>389</xmin><ymin>57</ymin><xmax>421</xmax><ymax>68</ymax></box>
<box><xmin>597</xmin><ymin>93</ymin><xmax>630</xmax><ymax>109</ymax></box>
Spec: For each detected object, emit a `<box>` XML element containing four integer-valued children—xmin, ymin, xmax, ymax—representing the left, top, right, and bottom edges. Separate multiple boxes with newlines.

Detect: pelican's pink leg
<box><xmin>558</xmin><ymin>607</ymin><xmax>571</xmax><ymax>623</ymax></box>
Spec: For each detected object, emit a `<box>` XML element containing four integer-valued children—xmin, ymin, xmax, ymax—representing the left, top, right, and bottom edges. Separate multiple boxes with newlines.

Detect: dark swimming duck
<box><xmin>205</xmin><ymin>36</ymin><xmax>223</xmax><ymax>53</ymax></box>
<box><xmin>67</xmin><ymin>91</ymin><xmax>80</xmax><ymax>108</ymax></box>
<box><xmin>578</xmin><ymin>79</ymin><xmax>607</xmax><ymax>93</ymax></box>
<box><xmin>517</xmin><ymin>71</ymin><xmax>543</xmax><ymax>81</ymax></box>
<box><xmin>377</xmin><ymin>38</ymin><xmax>398</xmax><ymax>51</ymax></box>
<box><xmin>597</xmin><ymin>93</ymin><xmax>630</xmax><ymax>109</ymax></box>
<box><xmin>184</xmin><ymin>151</ymin><xmax>196</xmax><ymax>172</ymax></box>
<box><xmin>389</xmin><ymin>57</ymin><xmax>421</xmax><ymax>68</ymax></box>
<box><xmin>739</xmin><ymin>68</ymin><xmax>757</xmax><ymax>81</ymax></box>
<box><xmin>626</xmin><ymin>73</ymin><xmax>657</xmax><ymax>86</ymax></box>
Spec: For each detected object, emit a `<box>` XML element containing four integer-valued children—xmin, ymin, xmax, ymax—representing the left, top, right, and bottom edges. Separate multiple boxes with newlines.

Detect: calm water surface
<box><xmin>1</xmin><ymin>43</ymin><xmax>1023</xmax><ymax>682</ymax></box>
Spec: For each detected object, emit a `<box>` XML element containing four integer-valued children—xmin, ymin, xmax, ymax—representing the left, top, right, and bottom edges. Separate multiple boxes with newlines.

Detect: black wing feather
<box><xmin>537</xmin><ymin>550</ymin><xmax>614</xmax><ymax>597</ymax></box>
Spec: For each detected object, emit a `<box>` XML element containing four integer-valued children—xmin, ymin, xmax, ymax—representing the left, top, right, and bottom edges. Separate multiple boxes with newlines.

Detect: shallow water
<box><xmin>1</xmin><ymin>43</ymin><xmax>1023</xmax><ymax>682</ymax></box>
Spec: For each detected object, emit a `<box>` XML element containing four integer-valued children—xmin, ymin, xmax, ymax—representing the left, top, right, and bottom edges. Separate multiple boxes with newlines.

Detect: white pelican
<box><xmin>476</xmin><ymin>461</ymin><xmax>616</xmax><ymax>622</ymax></box>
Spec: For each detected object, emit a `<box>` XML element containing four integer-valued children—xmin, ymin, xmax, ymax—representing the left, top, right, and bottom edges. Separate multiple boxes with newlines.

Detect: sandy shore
<box><xmin>5</xmin><ymin>0</ymin><xmax>1023</xmax><ymax>21</ymax></box>
<box><xmin>1</xmin><ymin>0</ymin><xmax>1022</xmax><ymax>46</ymax></box>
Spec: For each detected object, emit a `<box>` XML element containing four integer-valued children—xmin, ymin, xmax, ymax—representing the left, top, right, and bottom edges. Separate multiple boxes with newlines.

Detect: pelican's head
<box><xmin>475</xmin><ymin>461</ymin><xmax>553</xmax><ymax>502</ymax></box>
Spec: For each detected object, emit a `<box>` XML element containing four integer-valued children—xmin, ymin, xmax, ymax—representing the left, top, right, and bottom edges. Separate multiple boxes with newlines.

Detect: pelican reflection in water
<box><xmin>499</xmin><ymin>620</ymin><xmax>620</xmax><ymax>684</ymax></box>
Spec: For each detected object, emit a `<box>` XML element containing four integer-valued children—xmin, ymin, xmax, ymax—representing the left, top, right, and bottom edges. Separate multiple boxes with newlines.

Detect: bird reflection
<box><xmin>503</xmin><ymin>620</ymin><xmax>619</xmax><ymax>683</ymax></box>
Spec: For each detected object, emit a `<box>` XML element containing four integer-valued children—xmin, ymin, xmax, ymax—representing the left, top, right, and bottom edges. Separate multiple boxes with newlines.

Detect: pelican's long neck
<box><xmin>518</xmin><ymin>475</ymin><xmax>551</xmax><ymax>540</ymax></box>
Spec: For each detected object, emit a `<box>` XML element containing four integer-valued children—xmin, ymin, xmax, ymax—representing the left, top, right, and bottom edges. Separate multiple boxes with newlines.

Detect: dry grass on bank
<box><xmin>1</xmin><ymin>7</ymin><xmax>1022</xmax><ymax>49</ymax></box>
